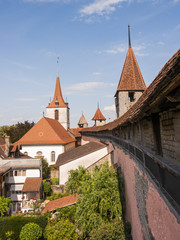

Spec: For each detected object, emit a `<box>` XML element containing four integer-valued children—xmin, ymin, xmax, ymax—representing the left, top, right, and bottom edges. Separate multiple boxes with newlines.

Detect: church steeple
<box><xmin>115</xmin><ymin>26</ymin><xmax>146</xmax><ymax>118</ymax></box>
<box><xmin>46</xmin><ymin>62</ymin><xmax>70</xmax><ymax>130</ymax></box>
<box><xmin>47</xmin><ymin>75</ymin><xmax>67</xmax><ymax>108</ymax></box>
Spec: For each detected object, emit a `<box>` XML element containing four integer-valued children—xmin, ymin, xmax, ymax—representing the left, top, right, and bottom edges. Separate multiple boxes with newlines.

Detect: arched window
<box><xmin>55</xmin><ymin>110</ymin><xmax>59</xmax><ymax>120</ymax></box>
<box><xmin>36</xmin><ymin>151</ymin><xmax>43</xmax><ymax>156</ymax></box>
<box><xmin>51</xmin><ymin>151</ymin><xmax>55</xmax><ymax>162</ymax></box>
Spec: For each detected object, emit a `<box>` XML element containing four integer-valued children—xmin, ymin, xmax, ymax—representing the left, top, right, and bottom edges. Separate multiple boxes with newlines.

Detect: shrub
<box><xmin>51</xmin><ymin>178</ymin><xmax>59</xmax><ymax>185</ymax></box>
<box><xmin>5</xmin><ymin>231</ymin><xmax>15</xmax><ymax>240</ymax></box>
<box><xmin>46</xmin><ymin>192</ymin><xmax>69</xmax><ymax>201</ymax></box>
<box><xmin>19</xmin><ymin>223</ymin><xmax>42</xmax><ymax>240</ymax></box>
<box><xmin>44</xmin><ymin>218</ymin><xmax>78</xmax><ymax>240</ymax></box>
<box><xmin>43</xmin><ymin>182</ymin><xmax>51</xmax><ymax>196</ymax></box>
<box><xmin>0</xmin><ymin>215</ymin><xmax>47</xmax><ymax>240</ymax></box>
<box><xmin>90</xmin><ymin>219</ymin><xmax>126</xmax><ymax>240</ymax></box>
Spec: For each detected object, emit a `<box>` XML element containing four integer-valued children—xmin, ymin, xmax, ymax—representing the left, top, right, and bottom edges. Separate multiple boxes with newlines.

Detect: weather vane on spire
<box><xmin>128</xmin><ymin>25</ymin><xmax>131</xmax><ymax>48</ymax></box>
<box><xmin>57</xmin><ymin>56</ymin><xmax>59</xmax><ymax>76</ymax></box>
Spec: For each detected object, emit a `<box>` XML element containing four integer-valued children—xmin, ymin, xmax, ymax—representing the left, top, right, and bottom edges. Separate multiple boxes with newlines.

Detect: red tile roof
<box><xmin>15</xmin><ymin>117</ymin><xmax>75</xmax><ymax>145</ymax></box>
<box><xmin>78</xmin><ymin>114</ymin><xmax>88</xmax><ymax>125</ymax></box>
<box><xmin>55</xmin><ymin>141</ymin><xmax>106</xmax><ymax>166</ymax></box>
<box><xmin>92</xmin><ymin>108</ymin><xmax>106</xmax><ymax>121</ymax></box>
<box><xmin>115</xmin><ymin>47</ymin><xmax>146</xmax><ymax>95</ymax></box>
<box><xmin>68</xmin><ymin>128</ymin><xmax>81</xmax><ymax>138</ymax></box>
<box><xmin>22</xmin><ymin>178</ymin><xmax>42</xmax><ymax>192</ymax></box>
<box><xmin>47</xmin><ymin>76</ymin><xmax>67</xmax><ymax>108</ymax></box>
<box><xmin>42</xmin><ymin>194</ymin><xmax>78</xmax><ymax>213</ymax></box>
<box><xmin>81</xmin><ymin>49</ymin><xmax>180</xmax><ymax>133</ymax></box>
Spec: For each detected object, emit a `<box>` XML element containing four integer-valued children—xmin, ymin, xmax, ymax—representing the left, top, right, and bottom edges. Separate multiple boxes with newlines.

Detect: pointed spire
<box><xmin>47</xmin><ymin>67</ymin><xmax>67</xmax><ymax>108</ymax></box>
<box><xmin>114</xmin><ymin>26</ymin><xmax>146</xmax><ymax>95</ymax></box>
<box><xmin>57</xmin><ymin>57</ymin><xmax>59</xmax><ymax>77</ymax></box>
<box><xmin>92</xmin><ymin>107</ymin><xmax>106</xmax><ymax>121</ymax></box>
<box><xmin>78</xmin><ymin>113</ymin><xmax>88</xmax><ymax>125</ymax></box>
<box><xmin>128</xmin><ymin>25</ymin><xmax>131</xmax><ymax>48</ymax></box>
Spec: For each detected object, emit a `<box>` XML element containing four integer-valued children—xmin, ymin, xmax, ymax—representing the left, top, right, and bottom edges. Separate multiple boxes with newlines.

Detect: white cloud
<box><xmin>157</xmin><ymin>41</ymin><xmax>165</xmax><ymax>45</ymax></box>
<box><xmin>24</xmin><ymin>0</ymin><xmax>60</xmax><ymax>2</ymax></box>
<box><xmin>105</xmin><ymin>47</ymin><xmax>126</xmax><ymax>54</ymax></box>
<box><xmin>92</xmin><ymin>72</ymin><xmax>103</xmax><ymax>75</ymax></box>
<box><xmin>12</xmin><ymin>61</ymin><xmax>35</xmax><ymax>70</ymax></box>
<box><xmin>16</xmin><ymin>98</ymin><xmax>38</xmax><ymax>101</ymax></box>
<box><xmin>80</xmin><ymin>0</ymin><xmax>128</xmax><ymax>16</ymax></box>
<box><xmin>104</xmin><ymin>104</ymin><xmax>115</xmax><ymax>111</ymax></box>
<box><xmin>11</xmin><ymin>118</ymin><xmax>23</xmax><ymax>123</ymax></box>
<box><xmin>65</xmin><ymin>81</ymin><xmax>115</xmax><ymax>95</ymax></box>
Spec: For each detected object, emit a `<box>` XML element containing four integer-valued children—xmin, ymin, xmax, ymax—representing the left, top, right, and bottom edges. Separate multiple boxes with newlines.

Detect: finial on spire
<box><xmin>128</xmin><ymin>25</ymin><xmax>131</xmax><ymax>48</ymax></box>
<box><xmin>97</xmin><ymin>102</ymin><xmax>99</xmax><ymax>109</ymax></box>
<box><xmin>43</xmin><ymin>111</ymin><xmax>45</xmax><ymax>117</ymax></box>
<box><xmin>57</xmin><ymin>57</ymin><xmax>59</xmax><ymax>76</ymax></box>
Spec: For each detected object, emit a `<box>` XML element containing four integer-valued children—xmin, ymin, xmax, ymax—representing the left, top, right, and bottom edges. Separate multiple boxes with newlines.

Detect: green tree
<box><xmin>0</xmin><ymin>121</ymin><xmax>35</xmax><ymax>143</ymax></box>
<box><xmin>42</xmin><ymin>159</ymin><xmax>50</xmax><ymax>179</ymax></box>
<box><xmin>66</xmin><ymin>166</ymin><xmax>91</xmax><ymax>194</ymax></box>
<box><xmin>19</xmin><ymin>223</ymin><xmax>42</xmax><ymax>240</ymax></box>
<box><xmin>43</xmin><ymin>182</ymin><xmax>51</xmax><ymax>196</ymax></box>
<box><xmin>90</xmin><ymin>219</ymin><xmax>126</xmax><ymax>240</ymax></box>
<box><xmin>44</xmin><ymin>218</ymin><xmax>78</xmax><ymax>240</ymax></box>
<box><xmin>75</xmin><ymin>162</ymin><xmax>122</xmax><ymax>237</ymax></box>
<box><xmin>0</xmin><ymin>197</ymin><xmax>13</xmax><ymax>216</ymax></box>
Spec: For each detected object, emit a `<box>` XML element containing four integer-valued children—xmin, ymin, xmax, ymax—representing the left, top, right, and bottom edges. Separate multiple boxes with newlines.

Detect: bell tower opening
<box><xmin>55</xmin><ymin>110</ymin><xmax>59</xmax><ymax>120</ymax></box>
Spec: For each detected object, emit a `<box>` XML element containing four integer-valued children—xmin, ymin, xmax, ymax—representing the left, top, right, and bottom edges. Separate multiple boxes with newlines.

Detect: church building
<box><xmin>15</xmin><ymin>73</ymin><xmax>75</xmax><ymax>165</ymax></box>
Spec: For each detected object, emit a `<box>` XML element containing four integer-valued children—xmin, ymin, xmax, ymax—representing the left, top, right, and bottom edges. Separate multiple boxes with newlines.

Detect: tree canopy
<box><xmin>66</xmin><ymin>162</ymin><xmax>122</xmax><ymax>238</ymax></box>
<box><xmin>0</xmin><ymin>197</ymin><xmax>13</xmax><ymax>216</ymax></box>
<box><xmin>0</xmin><ymin>121</ymin><xmax>35</xmax><ymax>143</ymax></box>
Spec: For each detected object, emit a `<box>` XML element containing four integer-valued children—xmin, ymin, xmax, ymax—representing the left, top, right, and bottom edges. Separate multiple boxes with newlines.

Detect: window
<box><xmin>13</xmin><ymin>204</ymin><xmax>16</xmax><ymax>212</ymax></box>
<box><xmin>18</xmin><ymin>171</ymin><xmax>22</xmax><ymax>176</ymax></box>
<box><xmin>10</xmin><ymin>171</ymin><xmax>13</xmax><ymax>177</ymax></box>
<box><xmin>129</xmin><ymin>92</ymin><xmax>135</xmax><ymax>102</ymax></box>
<box><xmin>51</xmin><ymin>151</ymin><xmax>55</xmax><ymax>162</ymax></box>
<box><xmin>55</xmin><ymin>110</ymin><xmax>59</xmax><ymax>120</ymax></box>
<box><xmin>22</xmin><ymin>170</ymin><xmax>26</xmax><ymax>176</ymax></box>
<box><xmin>14</xmin><ymin>171</ymin><xmax>18</xmax><ymax>176</ymax></box>
<box><xmin>36</xmin><ymin>151</ymin><xmax>43</xmax><ymax>156</ymax></box>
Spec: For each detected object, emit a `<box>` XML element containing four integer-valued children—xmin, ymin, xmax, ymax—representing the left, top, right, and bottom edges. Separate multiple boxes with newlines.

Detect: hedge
<box><xmin>0</xmin><ymin>215</ymin><xmax>47</xmax><ymax>240</ymax></box>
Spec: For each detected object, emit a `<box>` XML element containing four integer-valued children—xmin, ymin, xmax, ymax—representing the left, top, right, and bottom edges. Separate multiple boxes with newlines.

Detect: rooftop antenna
<box><xmin>57</xmin><ymin>57</ymin><xmax>59</xmax><ymax>76</ymax></box>
<box><xmin>128</xmin><ymin>25</ymin><xmax>131</xmax><ymax>48</ymax></box>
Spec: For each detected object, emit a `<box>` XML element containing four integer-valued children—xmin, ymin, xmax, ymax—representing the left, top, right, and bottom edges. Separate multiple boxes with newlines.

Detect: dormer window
<box><xmin>129</xmin><ymin>92</ymin><xmax>135</xmax><ymax>102</ymax></box>
<box><xmin>55</xmin><ymin>98</ymin><xmax>59</xmax><ymax>107</ymax></box>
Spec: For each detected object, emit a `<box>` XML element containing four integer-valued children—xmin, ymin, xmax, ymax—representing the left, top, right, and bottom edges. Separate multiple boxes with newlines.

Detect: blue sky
<box><xmin>0</xmin><ymin>0</ymin><xmax>179</xmax><ymax>128</ymax></box>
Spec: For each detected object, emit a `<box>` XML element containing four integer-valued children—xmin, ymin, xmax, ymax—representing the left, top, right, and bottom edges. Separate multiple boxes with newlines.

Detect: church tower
<box><xmin>114</xmin><ymin>26</ymin><xmax>146</xmax><ymax>118</ymax></box>
<box><xmin>92</xmin><ymin>104</ymin><xmax>106</xmax><ymax>126</ymax></box>
<box><xmin>46</xmin><ymin>72</ymin><xmax>70</xmax><ymax>130</ymax></box>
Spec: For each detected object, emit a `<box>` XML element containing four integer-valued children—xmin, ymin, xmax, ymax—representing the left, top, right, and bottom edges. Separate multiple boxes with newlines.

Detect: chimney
<box><xmin>5</xmin><ymin>136</ymin><xmax>10</xmax><ymax>157</ymax></box>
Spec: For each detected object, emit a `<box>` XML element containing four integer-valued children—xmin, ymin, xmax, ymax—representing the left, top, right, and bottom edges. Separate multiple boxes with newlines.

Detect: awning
<box><xmin>10</xmin><ymin>185</ymin><xmax>23</xmax><ymax>191</ymax></box>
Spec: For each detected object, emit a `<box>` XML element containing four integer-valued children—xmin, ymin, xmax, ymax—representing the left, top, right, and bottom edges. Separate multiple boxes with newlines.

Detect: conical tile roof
<box><xmin>47</xmin><ymin>76</ymin><xmax>67</xmax><ymax>108</ymax></box>
<box><xmin>78</xmin><ymin>114</ymin><xmax>88</xmax><ymax>125</ymax></box>
<box><xmin>115</xmin><ymin>47</ymin><xmax>146</xmax><ymax>95</ymax></box>
<box><xmin>92</xmin><ymin>108</ymin><xmax>106</xmax><ymax>121</ymax></box>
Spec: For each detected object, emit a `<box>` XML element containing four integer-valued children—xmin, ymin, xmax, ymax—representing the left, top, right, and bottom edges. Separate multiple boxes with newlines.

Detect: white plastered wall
<box><xmin>46</xmin><ymin>107</ymin><xmax>70</xmax><ymax>130</ymax></box>
<box><xmin>21</xmin><ymin>145</ymin><xmax>63</xmax><ymax>165</ymax></box>
<box><xmin>59</xmin><ymin>146</ymin><xmax>108</xmax><ymax>185</ymax></box>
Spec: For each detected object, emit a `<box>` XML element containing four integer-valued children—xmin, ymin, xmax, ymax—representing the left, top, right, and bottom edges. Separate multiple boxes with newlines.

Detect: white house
<box><xmin>0</xmin><ymin>157</ymin><xmax>42</xmax><ymax>214</ymax></box>
<box><xmin>15</xmin><ymin>117</ymin><xmax>75</xmax><ymax>165</ymax></box>
<box><xmin>55</xmin><ymin>141</ymin><xmax>111</xmax><ymax>185</ymax></box>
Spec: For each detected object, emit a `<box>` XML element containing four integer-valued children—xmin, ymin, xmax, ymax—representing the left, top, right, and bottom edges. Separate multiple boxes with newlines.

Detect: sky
<box><xmin>0</xmin><ymin>0</ymin><xmax>179</xmax><ymax>128</ymax></box>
